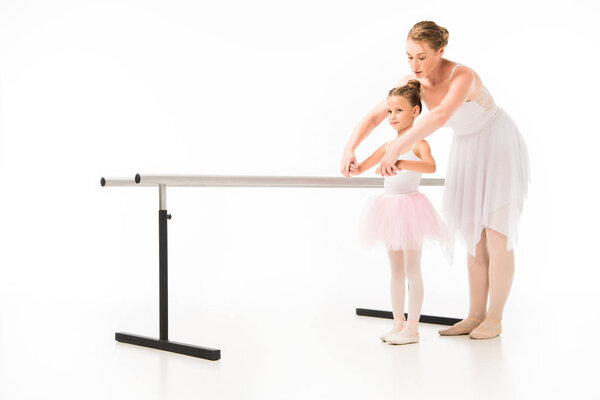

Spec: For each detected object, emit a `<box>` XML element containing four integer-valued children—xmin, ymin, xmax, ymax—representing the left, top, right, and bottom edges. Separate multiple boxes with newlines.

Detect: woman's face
<box><xmin>405</xmin><ymin>40</ymin><xmax>443</xmax><ymax>78</ymax></box>
<box><xmin>387</xmin><ymin>95</ymin><xmax>419</xmax><ymax>131</ymax></box>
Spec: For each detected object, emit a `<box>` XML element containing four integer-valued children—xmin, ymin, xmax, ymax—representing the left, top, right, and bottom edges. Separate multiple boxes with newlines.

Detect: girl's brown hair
<box><xmin>388</xmin><ymin>80</ymin><xmax>422</xmax><ymax>114</ymax></box>
<box><xmin>407</xmin><ymin>21</ymin><xmax>449</xmax><ymax>51</ymax></box>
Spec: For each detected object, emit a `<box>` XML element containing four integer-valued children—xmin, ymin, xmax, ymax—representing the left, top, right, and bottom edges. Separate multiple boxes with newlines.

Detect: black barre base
<box><xmin>116</xmin><ymin>332</ymin><xmax>221</xmax><ymax>360</ymax></box>
<box><xmin>356</xmin><ymin>308</ymin><xmax>461</xmax><ymax>326</ymax></box>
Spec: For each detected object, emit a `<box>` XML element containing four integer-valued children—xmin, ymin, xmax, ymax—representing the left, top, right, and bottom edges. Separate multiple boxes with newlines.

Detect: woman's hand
<box><xmin>341</xmin><ymin>148</ymin><xmax>358</xmax><ymax>178</ymax></box>
<box><xmin>376</xmin><ymin>162</ymin><xmax>402</xmax><ymax>175</ymax></box>
<box><xmin>377</xmin><ymin>141</ymin><xmax>402</xmax><ymax>176</ymax></box>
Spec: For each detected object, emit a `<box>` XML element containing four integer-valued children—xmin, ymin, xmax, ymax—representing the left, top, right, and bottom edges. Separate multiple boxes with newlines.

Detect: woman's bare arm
<box><xmin>341</xmin><ymin>75</ymin><xmax>413</xmax><ymax>177</ymax></box>
<box><xmin>344</xmin><ymin>98</ymin><xmax>388</xmax><ymax>153</ymax></box>
<box><xmin>378</xmin><ymin>67</ymin><xmax>475</xmax><ymax>176</ymax></box>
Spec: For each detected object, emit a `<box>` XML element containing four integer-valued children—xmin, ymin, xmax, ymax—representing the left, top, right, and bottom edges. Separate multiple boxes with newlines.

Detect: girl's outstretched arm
<box><xmin>349</xmin><ymin>143</ymin><xmax>388</xmax><ymax>176</ymax></box>
<box><xmin>378</xmin><ymin>67</ymin><xmax>475</xmax><ymax>176</ymax></box>
<box><xmin>395</xmin><ymin>140</ymin><xmax>436</xmax><ymax>173</ymax></box>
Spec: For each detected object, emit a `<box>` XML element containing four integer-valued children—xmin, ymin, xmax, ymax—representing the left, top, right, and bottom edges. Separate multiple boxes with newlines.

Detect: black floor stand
<box><xmin>356</xmin><ymin>308</ymin><xmax>461</xmax><ymax>326</ymax></box>
<box><xmin>115</xmin><ymin>209</ymin><xmax>221</xmax><ymax>361</ymax></box>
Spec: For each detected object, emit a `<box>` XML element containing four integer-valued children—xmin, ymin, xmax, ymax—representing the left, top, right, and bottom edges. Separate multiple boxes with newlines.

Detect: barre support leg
<box><xmin>115</xmin><ymin>333</ymin><xmax>221</xmax><ymax>360</ymax></box>
<box><xmin>355</xmin><ymin>308</ymin><xmax>461</xmax><ymax>326</ymax></box>
<box><xmin>115</xmin><ymin>200</ymin><xmax>221</xmax><ymax>360</ymax></box>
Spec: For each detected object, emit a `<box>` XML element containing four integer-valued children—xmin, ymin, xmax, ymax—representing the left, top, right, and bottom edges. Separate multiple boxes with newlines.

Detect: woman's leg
<box><xmin>404</xmin><ymin>249</ymin><xmax>424</xmax><ymax>334</ymax></box>
<box><xmin>484</xmin><ymin>227</ymin><xmax>514</xmax><ymax>320</ymax></box>
<box><xmin>469</xmin><ymin>227</ymin><xmax>513</xmax><ymax>339</ymax></box>
<box><xmin>439</xmin><ymin>229</ymin><xmax>489</xmax><ymax>335</ymax></box>
<box><xmin>386</xmin><ymin>249</ymin><xmax>406</xmax><ymax>332</ymax></box>
<box><xmin>467</xmin><ymin>229</ymin><xmax>490</xmax><ymax>320</ymax></box>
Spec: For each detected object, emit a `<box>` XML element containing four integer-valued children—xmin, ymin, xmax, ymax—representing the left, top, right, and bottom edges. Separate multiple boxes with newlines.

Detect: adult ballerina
<box><xmin>341</xmin><ymin>21</ymin><xmax>530</xmax><ymax>339</ymax></box>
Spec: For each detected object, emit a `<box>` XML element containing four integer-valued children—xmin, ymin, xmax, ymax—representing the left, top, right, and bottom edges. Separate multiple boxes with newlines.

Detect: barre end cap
<box><xmin>100</xmin><ymin>177</ymin><xmax>106</xmax><ymax>187</ymax></box>
<box><xmin>135</xmin><ymin>174</ymin><xmax>141</xmax><ymax>184</ymax></box>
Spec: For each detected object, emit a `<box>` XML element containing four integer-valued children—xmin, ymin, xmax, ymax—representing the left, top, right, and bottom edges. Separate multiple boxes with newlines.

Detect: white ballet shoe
<box><xmin>380</xmin><ymin>319</ymin><xmax>406</xmax><ymax>341</ymax></box>
<box><xmin>380</xmin><ymin>328</ymin><xmax>403</xmax><ymax>341</ymax></box>
<box><xmin>385</xmin><ymin>329</ymin><xmax>420</xmax><ymax>345</ymax></box>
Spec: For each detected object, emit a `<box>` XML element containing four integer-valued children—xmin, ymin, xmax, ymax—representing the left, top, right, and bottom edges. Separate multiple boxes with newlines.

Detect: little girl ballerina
<box><xmin>349</xmin><ymin>80</ymin><xmax>451</xmax><ymax>345</ymax></box>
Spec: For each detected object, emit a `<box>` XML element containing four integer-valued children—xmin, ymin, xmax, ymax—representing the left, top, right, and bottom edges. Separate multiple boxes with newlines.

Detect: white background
<box><xmin>1</xmin><ymin>0</ymin><xmax>599</xmax><ymax>399</ymax></box>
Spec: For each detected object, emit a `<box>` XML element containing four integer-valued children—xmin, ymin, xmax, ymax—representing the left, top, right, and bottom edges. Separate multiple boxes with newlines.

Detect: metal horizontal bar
<box><xmin>100</xmin><ymin>177</ymin><xmax>156</xmax><ymax>187</ymax></box>
<box><xmin>130</xmin><ymin>174</ymin><xmax>445</xmax><ymax>188</ymax></box>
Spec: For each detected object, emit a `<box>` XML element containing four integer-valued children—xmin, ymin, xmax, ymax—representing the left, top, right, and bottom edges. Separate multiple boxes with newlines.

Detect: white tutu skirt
<box><xmin>359</xmin><ymin>191</ymin><xmax>452</xmax><ymax>258</ymax></box>
<box><xmin>442</xmin><ymin>107</ymin><xmax>531</xmax><ymax>257</ymax></box>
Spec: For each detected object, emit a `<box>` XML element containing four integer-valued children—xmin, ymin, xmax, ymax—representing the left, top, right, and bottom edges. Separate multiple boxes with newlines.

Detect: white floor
<box><xmin>0</xmin><ymin>289</ymin><xmax>593</xmax><ymax>399</ymax></box>
<box><xmin>1</xmin><ymin>189</ymin><xmax>597</xmax><ymax>400</ymax></box>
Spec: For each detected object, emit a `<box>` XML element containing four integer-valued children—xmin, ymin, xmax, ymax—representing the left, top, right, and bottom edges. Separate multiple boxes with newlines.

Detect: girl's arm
<box><xmin>395</xmin><ymin>140</ymin><xmax>436</xmax><ymax>173</ymax></box>
<box><xmin>378</xmin><ymin>67</ymin><xmax>475</xmax><ymax>176</ymax></box>
<box><xmin>341</xmin><ymin>75</ymin><xmax>413</xmax><ymax>177</ymax></box>
<box><xmin>349</xmin><ymin>143</ymin><xmax>388</xmax><ymax>176</ymax></box>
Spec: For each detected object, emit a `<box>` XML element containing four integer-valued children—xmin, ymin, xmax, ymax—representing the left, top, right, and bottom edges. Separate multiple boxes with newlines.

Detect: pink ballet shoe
<box><xmin>438</xmin><ymin>317</ymin><xmax>483</xmax><ymax>336</ymax></box>
<box><xmin>469</xmin><ymin>318</ymin><xmax>502</xmax><ymax>340</ymax></box>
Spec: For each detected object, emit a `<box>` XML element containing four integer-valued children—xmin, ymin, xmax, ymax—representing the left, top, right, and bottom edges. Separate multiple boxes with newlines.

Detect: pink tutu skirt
<box><xmin>359</xmin><ymin>191</ymin><xmax>452</xmax><ymax>258</ymax></box>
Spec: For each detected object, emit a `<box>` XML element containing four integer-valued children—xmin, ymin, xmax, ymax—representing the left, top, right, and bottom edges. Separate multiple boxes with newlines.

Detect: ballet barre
<box><xmin>100</xmin><ymin>174</ymin><xmax>459</xmax><ymax>361</ymax></box>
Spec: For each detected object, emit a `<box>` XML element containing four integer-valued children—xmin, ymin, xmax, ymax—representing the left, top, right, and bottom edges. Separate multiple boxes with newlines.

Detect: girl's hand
<box><xmin>348</xmin><ymin>164</ymin><xmax>361</xmax><ymax>176</ymax></box>
<box><xmin>341</xmin><ymin>148</ymin><xmax>357</xmax><ymax>178</ymax></box>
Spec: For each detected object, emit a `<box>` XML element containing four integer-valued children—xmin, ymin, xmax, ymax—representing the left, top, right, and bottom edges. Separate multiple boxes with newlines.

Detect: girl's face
<box><xmin>405</xmin><ymin>39</ymin><xmax>443</xmax><ymax>78</ymax></box>
<box><xmin>387</xmin><ymin>95</ymin><xmax>419</xmax><ymax>131</ymax></box>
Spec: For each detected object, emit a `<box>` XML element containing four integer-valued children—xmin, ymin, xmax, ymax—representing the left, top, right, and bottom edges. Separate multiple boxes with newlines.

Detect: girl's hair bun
<box><xmin>406</xmin><ymin>79</ymin><xmax>421</xmax><ymax>93</ymax></box>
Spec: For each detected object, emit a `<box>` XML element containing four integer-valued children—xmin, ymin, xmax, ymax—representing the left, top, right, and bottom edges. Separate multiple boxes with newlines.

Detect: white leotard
<box><xmin>383</xmin><ymin>142</ymin><xmax>422</xmax><ymax>195</ymax></box>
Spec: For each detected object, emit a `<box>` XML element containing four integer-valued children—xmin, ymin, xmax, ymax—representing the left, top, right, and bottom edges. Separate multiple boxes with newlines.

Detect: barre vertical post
<box><xmin>159</xmin><ymin>184</ymin><xmax>168</xmax><ymax>341</ymax></box>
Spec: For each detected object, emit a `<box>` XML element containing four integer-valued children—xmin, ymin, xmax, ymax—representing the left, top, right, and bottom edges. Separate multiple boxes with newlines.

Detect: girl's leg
<box><xmin>470</xmin><ymin>227</ymin><xmax>514</xmax><ymax>339</ymax></box>
<box><xmin>385</xmin><ymin>249</ymin><xmax>406</xmax><ymax>334</ymax></box>
<box><xmin>439</xmin><ymin>229</ymin><xmax>489</xmax><ymax>335</ymax></box>
<box><xmin>384</xmin><ymin>247</ymin><xmax>422</xmax><ymax>345</ymax></box>
<box><xmin>404</xmin><ymin>249</ymin><xmax>424</xmax><ymax>334</ymax></box>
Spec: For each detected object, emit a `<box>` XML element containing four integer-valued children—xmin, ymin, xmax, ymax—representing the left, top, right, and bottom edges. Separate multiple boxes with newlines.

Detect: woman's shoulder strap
<box><xmin>449</xmin><ymin>62</ymin><xmax>463</xmax><ymax>80</ymax></box>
